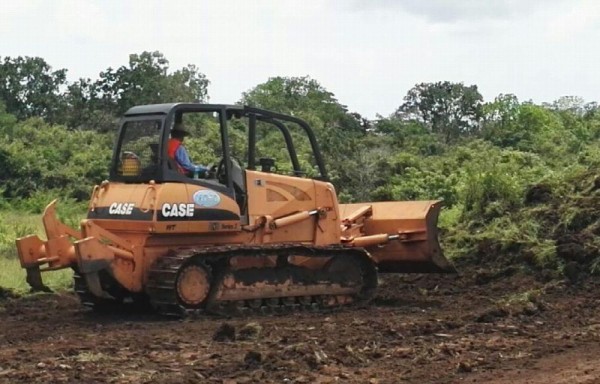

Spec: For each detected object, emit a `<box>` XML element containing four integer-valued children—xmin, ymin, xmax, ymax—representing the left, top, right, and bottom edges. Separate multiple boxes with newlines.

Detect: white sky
<box><xmin>1</xmin><ymin>0</ymin><xmax>599</xmax><ymax>118</ymax></box>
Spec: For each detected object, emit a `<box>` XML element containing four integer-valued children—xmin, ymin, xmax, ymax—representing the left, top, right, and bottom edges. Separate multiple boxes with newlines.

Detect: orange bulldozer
<box><xmin>16</xmin><ymin>104</ymin><xmax>454</xmax><ymax>316</ymax></box>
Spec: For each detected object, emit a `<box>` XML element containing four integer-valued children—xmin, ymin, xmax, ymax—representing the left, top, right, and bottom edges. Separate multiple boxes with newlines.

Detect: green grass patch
<box><xmin>0</xmin><ymin>257</ymin><xmax>73</xmax><ymax>294</ymax></box>
<box><xmin>0</xmin><ymin>211</ymin><xmax>45</xmax><ymax>258</ymax></box>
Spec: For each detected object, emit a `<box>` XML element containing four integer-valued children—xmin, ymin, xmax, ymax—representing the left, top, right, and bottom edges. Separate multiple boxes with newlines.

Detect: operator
<box><xmin>168</xmin><ymin>122</ymin><xmax>209</xmax><ymax>178</ymax></box>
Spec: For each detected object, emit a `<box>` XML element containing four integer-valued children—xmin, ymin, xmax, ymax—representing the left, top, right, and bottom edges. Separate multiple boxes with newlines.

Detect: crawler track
<box><xmin>73</xmin><ymin>270</ymin><xmax>148</xmax><ymax>312</ymax></box>
<box><xmin>145</xmin><ymin>244</ymin><xmax>377</xmax><ymax>317</ymax></box>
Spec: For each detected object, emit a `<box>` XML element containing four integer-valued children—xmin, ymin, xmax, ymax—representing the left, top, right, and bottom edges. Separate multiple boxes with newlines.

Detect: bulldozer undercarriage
<box><xmin>146</xmin><ymin>245</ymin><xmax>377</xmax><ymax>316</ymax></box>
<box><xmin>70</xmin><ymin>244</ymin><xmax>377</xmax><ymax>317</ymax></box>
<box><xmin>140</xmin><ymin>244</ymin><xmax>379</xmax><ymax>317</ymax></box>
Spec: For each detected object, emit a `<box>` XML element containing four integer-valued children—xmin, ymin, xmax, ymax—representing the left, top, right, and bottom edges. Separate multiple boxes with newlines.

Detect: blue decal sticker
<box><xmin>193</xmin><ymin>190</ymin><xmax>221</xmax><ymax>208</ymax></box>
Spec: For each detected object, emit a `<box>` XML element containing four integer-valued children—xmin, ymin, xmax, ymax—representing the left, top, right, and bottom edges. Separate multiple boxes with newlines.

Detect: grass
<box><xmin>0</xmin><ymin>257</ymin><xmax>73</xmax><ymax>294</ymax></box>
<box><xmin>498</xmin><ymin>288</ymin><xmax>543</xmax><ymax>307</ymax></box>
<box><xmin>0</xmin><ymin>211</ymin><xmax>43</xmax><ymax>259</ymax></box>
<box><xmin>0</xmin><ymin>209</ymin><xmax>75</xmax><ymax>294</ymax></box>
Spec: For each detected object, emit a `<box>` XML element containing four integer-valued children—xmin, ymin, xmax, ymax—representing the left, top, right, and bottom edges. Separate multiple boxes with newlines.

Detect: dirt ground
<box><xmin>0</xmin><ymin>267</ymin><xmax>599</xmax><ymax>384</ymax></box>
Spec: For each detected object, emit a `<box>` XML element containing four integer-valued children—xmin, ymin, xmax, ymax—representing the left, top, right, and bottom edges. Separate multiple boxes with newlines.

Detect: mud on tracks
<box><xmin>0</xmin><ymin>269</ymin><xmax>599</xmax><ymax>383</ymax></box>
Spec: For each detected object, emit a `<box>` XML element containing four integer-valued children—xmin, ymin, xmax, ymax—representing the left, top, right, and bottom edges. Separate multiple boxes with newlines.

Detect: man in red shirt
<box><xmin>168</xmin><ymin>123</ymin><xmax>209</xmax><ymax>177</ymax></box>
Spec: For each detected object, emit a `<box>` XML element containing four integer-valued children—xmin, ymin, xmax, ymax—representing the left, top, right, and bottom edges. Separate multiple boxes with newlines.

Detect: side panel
<box><xmin>155</xmin><ymin>183</ymin><xmax>241</xmax><ymax>234</ymax></box>
<box><xmin>313</xmin><ymin>179</ymin><xmax>341</xmax><ymax>245</ymax></box>
<box><xmin>88</xmin><ymin>182</ymin><xmax>241</xmax><ymax>234</ymax></box>
<box><xmin>245</xmin><ymin>171</ymin><xmax>315</xmax><ymax>242</ymax></box>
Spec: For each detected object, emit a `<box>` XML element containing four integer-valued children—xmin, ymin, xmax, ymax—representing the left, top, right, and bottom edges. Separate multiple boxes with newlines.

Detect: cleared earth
<box><xmin>0</xmin><ymin>267</ymin><xmax>599</xmax><ymax>384</ymax></box>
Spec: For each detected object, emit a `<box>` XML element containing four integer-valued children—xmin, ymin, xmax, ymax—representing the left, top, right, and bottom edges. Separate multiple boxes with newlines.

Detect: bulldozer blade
<box><xmin>340</xmin><ymin>201</ymin><xmax>455</xmax><ymax>274</ymax></box>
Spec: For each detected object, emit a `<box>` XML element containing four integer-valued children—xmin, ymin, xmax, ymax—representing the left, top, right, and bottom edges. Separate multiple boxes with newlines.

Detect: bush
<box><xmin>0</xmin><ymin>118</ymin><xmax>112</xmax><ymax>203</ymax></box>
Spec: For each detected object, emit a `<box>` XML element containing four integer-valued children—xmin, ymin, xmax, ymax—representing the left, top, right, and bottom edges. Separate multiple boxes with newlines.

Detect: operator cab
<box><xmin>110</xmin><ymin>103</ymin><xmax>329</xmax><ymax>220</ymax></box>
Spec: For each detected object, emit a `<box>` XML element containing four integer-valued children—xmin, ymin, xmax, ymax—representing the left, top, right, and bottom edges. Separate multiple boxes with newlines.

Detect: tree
<box><xmin>0</xmin><ymin>101</ymin><xmax>17</xmax><ymax>132</ymax></box>
<box><xmin>241</xmin><ymin>76</ymin><xmax>362</xmax><ymax>133</ymax></box>
<box><xmin>0</xmin><ymin>56</ymin><xmax>67</xmax><ymax>123</ymax></box>
<box><xmin>96</xmin><ymin>51</ymin><xmax>210</xmax><ymax>116</ymax></box>
<box><xmin>58</xmin><ymin>51</ymin><xmax>210</xmax><ymax>131</ymax></box>
<box><xmin>60</xmin><ymin>78</ymin><xmax>116</xmax><ymax>131</ymax></box>
<box><xmin>481</xmin><ymin>94</ymin><xmax>521</xmax><ymax>147</ymax></box>
<box><xmin>396</xmin><ymin>81</ymin><xmax>483</xmax><ymax>142</ymax></box>
<box><xmin>546</xmin><ymin>96</ymin><xmax>586</xmax><ymax>115</ymax></box>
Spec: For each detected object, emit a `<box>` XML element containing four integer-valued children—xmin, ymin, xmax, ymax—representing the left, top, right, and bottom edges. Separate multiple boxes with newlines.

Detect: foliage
<box><xmin>0</xmin><ymin>56</ymin><xmax>67</xmax><ymax>123</ymax></box>
<box><xmin>96</xmin><ymin>51</ymin><xmax>210</xmax><ymax>116</ymax></box>
<box><xmin>396</xmin><ymin>81</ymin><xmax>483</xmax><ymax>143</ymax></box>
<box><xmin>0</xmin><ymin>51</ymin><xmax>210</xmax><ymax>132</ymax></box>
<box><xmin>0</xmin><ymin>115</ymin><xmax>112</xmax><ymax>201</ymax></box>
<box><xmin>241</xmin><ymin>76</ymin><xmax>363</xmax><ymax>132</ymax></box>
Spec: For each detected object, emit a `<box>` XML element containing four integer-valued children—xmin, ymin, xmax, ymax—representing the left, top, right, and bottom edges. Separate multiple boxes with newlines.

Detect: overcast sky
<box><xmin>1</xmin><ymin>0</ymin><xmax>598</xmax><ymax>118</ymax></box>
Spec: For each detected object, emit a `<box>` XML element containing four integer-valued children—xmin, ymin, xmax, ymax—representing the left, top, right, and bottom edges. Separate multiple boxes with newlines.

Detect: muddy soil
<box><xmin>0</xmin><ymin>268</ymin><xmax>599</xmax><ymax>384</ymax></box>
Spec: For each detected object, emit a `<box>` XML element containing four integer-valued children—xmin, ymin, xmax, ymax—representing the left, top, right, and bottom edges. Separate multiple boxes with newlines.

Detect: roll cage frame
<box><xmin>110</xmin><ymin>103</ymin><xmax>329</xmax><ymax>196</ymax></box>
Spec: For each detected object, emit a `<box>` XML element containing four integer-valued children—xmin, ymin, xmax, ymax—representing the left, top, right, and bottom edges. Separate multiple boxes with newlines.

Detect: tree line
<box><xmin>0</xmin><ymin>52</ymin><xmax>208</xmax><ymax>131</ymax></box>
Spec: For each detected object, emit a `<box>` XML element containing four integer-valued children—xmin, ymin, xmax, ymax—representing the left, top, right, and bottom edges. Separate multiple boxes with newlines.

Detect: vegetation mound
<box><xmin>447</xmin><ymin>169</ymin><xmax>600</xmax><ymax>279</ymax></box>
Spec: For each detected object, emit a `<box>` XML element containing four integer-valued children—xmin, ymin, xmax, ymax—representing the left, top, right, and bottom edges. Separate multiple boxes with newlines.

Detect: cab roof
<box><xmin>124</xmin><ymin>103</ymin><xmax>244</xmax><ymax>116</ymax></box>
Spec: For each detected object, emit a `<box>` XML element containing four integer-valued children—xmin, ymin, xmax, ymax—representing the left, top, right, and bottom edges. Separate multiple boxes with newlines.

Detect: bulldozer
<box><xmin>16</xmin><ymin>103</ymin><xmax>454</xmax><ymax>316</ymax></box>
